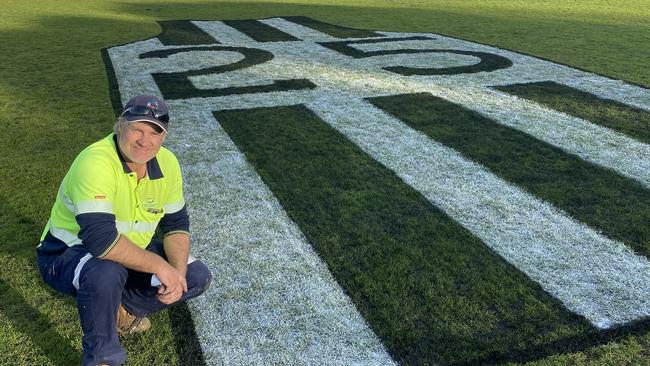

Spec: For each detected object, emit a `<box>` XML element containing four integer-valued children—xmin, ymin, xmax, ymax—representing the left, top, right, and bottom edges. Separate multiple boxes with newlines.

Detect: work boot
<box><xmin>116</xmin><ymin>304</ymin><xmax>151</xmax><ymax>334</ymax></box>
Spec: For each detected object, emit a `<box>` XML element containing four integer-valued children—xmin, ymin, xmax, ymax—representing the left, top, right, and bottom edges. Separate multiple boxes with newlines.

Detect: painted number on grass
<box><xmin>105</xmin><ymin>16</ymin><xmax>650</xmax><ymax>365</ymax></box>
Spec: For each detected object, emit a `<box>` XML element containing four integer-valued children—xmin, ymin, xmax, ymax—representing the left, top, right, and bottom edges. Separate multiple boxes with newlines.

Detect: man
<box><xmin>37</xmin><ymin>95</ymin><xmax>212</xmax><ymax>366</ymax></box>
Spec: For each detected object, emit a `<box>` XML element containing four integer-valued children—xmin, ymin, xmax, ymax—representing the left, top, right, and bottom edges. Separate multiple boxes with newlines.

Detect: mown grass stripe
<box><xmin>140</xmin><ymin>46</ymin><xmax>316</xmax><ymax>100</ymax></box>
<box><xmin>307</xmin><ymin>95</ymin><xmax>650</xmax><ymax>330</ymax></box>
<box><xmin>369</xmin><ymin>92</ymin><xmax>650</xmax><ymax>257</ymax></box>
<box><xmin>157</xmin><ymin>20</ymin><xmax>219</xmax><ymax>45</ymax></box>
<box><xmin>429</xmin><ymin>86</ymin><xmax>650</xmax><ymax>189</ymax></box>
<box><xmin>494</xmin><ymin>81</ymin><xmax>650</xmax><ymax>144</ymax></box>
<box><xmin>192</xmin><ymin>21</ymin><xmax>258</xmax><ymax>45</ymax></box>
<box><xmin>222</xmin><ymin>20</ymin><xmax>299</xmax><ymax>42</ymax></box>
<box><xmin>318</xmin><ymin>36</ymin><xmax>436</xmax><ymax>58</ymax></box>
<box><xmin>281</xmin><ymin>16</ymin><xmax>380</xmax><ymax>38</ymax></box>
<box><xmin>319</xmin><ymin>38</ymin><xmax>513</xmax><ymax>76</ymax></box>
<box><xmin>560</xmin><ymin>78</ymin><xmax>650</xmax><ymax>112</ymax></box>
<box><xmin>215</xmin><ymin>104</ymin><xmax>592</xmax><ymax>365</ymax></box>
<box><xmin>153</xmin><ymin>76</ymin><xmax>316</xmax><ymax>100</ymax></box>
<box><xmin>257</xmin><ymin>17</ymin><xmax>341</xmax><ymax>42</ymax></box>
<box><xmin>165</xmin><ymin>107</ymin><xmax>395</xmax><ymax>365</ymax></box>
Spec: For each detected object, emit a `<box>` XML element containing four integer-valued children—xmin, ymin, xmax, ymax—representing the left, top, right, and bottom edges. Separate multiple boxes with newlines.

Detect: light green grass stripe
<box><xmin>164</xmin><ymin>105</ymin><xmax>395</xmax><ymax>366</ymax></box>
<box><xmin>215</xmin><ymin>103</ymin><xmax>591</xmax><ymax>365</ymax></box>
<box><xmin>306</xmin><ymin>94</ymin><xmax>650</xmax><ymax>329</ymax></box>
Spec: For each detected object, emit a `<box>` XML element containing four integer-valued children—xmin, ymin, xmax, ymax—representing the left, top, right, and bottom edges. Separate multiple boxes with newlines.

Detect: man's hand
<box><xmin>103</xmin><ymin>235</ymin><xmax>188</xmax><ymax>304</ymax></box>
<box><xmin>155</xmin><ymin>262</ymin><xmax>188</xmax><ymax>304</ymax></box>
<box><xmin>102</xmin><ymin>234</ymin><xmax>191</xmax><ymax>304</ymax></box>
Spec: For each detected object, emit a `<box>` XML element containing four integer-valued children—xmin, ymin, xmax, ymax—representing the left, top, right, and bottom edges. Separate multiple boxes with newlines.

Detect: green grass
<box><xmin>222</xmin><ymin>19</ymin><xmax>299</xmax><ymax>41</ymax></box>
<box><xmin>141</xmin><ymin>45</ymin><xmax>318</xmax><ymax>99</ymax></box>
<box><xmin>216</xmin><ymin>104</ymin><xmax>594</xmax><ymax>365</ymax></box>
<box><xmin>369</xmin><ymin>93</ymin><xmax>650</xmax><ymax>257</ymax></box>
<box><xmin>1</xmin><ymin>0</ymin><xmax>648</xmax><ymax>365</ymax></box>
<box><xmin>319</xmin><ymin>38</ymin><xmax>514</xmax><ymax>75</ymax></box>
<box><xmin>158</xmin><ymin>20</ymin><xmax>221</xmax><ymax>45</ymax></box>
<box><xmin>494</xmin><ymin>81</ymin><xmax>650</xmax><ymax>145</ymax></box>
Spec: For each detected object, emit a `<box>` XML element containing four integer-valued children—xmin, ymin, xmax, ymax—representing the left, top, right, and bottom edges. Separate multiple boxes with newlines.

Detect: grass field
<box><xmin>1</xmin><ymin>1</ymin><xmax>649</xmax><ymax>365</ymax></box>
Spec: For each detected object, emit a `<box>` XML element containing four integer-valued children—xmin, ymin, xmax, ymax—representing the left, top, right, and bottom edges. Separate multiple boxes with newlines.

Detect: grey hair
<box><xmin>113</xmin><ymin>116</ymin><xmax>129</xmax><ymax>136</ymax></box>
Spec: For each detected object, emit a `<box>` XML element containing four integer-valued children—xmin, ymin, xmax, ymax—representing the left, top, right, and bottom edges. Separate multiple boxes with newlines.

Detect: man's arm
<box><xmin>163</xmin><ymin>232</ymin><xmax>190</xmax><ymax>276</ymax></box>
<box><xmin>155</xmin><ymin>232</ymin><xmax>190</xmax><ymax>304</ymax></box>
<box><xmin>103</xmin><ymin>235</ymin><xmax>187</xmax><ymax>304</ymax></box>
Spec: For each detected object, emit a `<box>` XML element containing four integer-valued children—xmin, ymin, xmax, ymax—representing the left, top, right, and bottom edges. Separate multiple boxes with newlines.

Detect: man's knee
<box><xmin>78</xmin><ymin>258</ymin><xmax>128</xmax><ymax>291</ymax></box>
<box><xmin>186</xmin><ymin>260</ymin><xmax>212</xmax><ymax>296</ymax></box>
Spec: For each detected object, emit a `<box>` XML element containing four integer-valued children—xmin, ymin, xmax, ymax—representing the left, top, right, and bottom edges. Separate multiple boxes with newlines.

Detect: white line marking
<box><xmin>559</xmin><ymin>77</ymin><xmax>650</xmax><ymax>111</ymax></box>
<box><xmin>106</xmin><ymin>21</ymin><xmax>650</xmax><ymax>358</ymax></box>
<box><xmin>423</xmin><ymin>86</ymin><xmax>650</xmax><ymax>189</ymax></box>
<box><xmin>307</xmin><ymin>94</ymin><xmax>650</xmax><ymax>329</ymax></box>
<box><xmin>165</xmin><ymin>105</ymin><xmax>396</xmax><ymax>365</ymax></box>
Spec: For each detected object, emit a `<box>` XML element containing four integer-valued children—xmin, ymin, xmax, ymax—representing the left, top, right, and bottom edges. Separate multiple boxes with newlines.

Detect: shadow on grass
<box><xmin>168</xmin><ymin>303</ymin><xmax>207</xmax><ymax>366</ymax></box>
<box><xmin>0</xmin><ymin>198</ymin><xmax>80</xmax><ymax>366</ymax></box>
<box><xmin>451</xmin><ymin>318</ymin><xmax>650</xmax><ymax>366</ymax></box>
<box><xmin>0</xmin><ymin>277</ymin><xmax>81</xmax><ymax>366</ymax></box>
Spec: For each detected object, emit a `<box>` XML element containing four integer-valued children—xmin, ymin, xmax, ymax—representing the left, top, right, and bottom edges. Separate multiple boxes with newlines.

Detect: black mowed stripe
<box><xmin>493</xmin><ymin>81</ymin><xmax>650</xmax><ymax>144</ymax></box>
<box><xmin>223</xmin><ymin>20</ymin><xmax>299</xmax><ymax>42</ymax></box>
<box><xmin>157</xmin><ymin>20</ymin><xmax>219</xmax><ymax>45</ymax></box>
<box><xmin>140</xmin><ymin>46</ymin><xmax>316</xmax><ymax>100</ymax></box>
<box><xmin>369</xmin><ymin>93</ymin><xmax>650</xmax><ymax>257</ymax></box>
<box><xmin>215</xmin><ymin>105</ymin><xmax>591</xmax><ymax>365</ymax></box>
<box><xmin>281</xmin><ymin>16</ymin><xmax>380</xmax><ymax>38</ymax></box>
<box><xmin>318</xmin><ymin>38</ymin><xmax>513</xmax><ymax>76</ymax></box>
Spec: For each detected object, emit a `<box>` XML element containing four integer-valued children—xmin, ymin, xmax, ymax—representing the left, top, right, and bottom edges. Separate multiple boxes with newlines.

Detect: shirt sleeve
<box><xmin>66</xmin><ymin>152</ymin><xmax>120</xmax><ymax>257</ymax></box>
<box><xmin>159</xmin><ymin>151</ymin><xmax>190</xmax><ymax>237</ymax></box>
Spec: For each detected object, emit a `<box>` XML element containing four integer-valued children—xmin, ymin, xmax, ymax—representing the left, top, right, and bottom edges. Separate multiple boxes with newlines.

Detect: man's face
<box><xmin>117</xmin><ymin>122</ymin><xmax>166</xmax><ymax>165</ymax></box>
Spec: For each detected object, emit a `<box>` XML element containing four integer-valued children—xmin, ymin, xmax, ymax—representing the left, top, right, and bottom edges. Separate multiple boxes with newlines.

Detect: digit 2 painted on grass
<box><xmin>104</xmin><ymin>17</ymin><xmax>650</xmax><ymax>365</ymax></box>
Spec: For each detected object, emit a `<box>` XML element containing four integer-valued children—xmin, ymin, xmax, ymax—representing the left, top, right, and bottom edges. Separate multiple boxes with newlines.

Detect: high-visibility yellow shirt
<box><xmin>39</xmin><ymin>133</ymin><xmax>189</xmax><ymax>257</ymax></box>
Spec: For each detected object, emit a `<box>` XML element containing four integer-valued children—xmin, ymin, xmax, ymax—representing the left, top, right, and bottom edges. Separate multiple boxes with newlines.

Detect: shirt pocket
<box><xmin>141</xmin><ymin>209</ymin><xmax>164</xmax><ymax>223</ymax></box>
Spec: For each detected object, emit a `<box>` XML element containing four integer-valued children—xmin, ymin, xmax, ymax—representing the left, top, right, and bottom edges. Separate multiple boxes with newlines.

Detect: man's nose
<box><xmin>136</xmin><ymin>134</ymin><xmax>148</xmax><ymax>145</ymax></box>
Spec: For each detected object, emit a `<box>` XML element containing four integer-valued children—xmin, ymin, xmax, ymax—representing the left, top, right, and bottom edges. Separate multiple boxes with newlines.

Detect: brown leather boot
<box><xmin>116</xmin><ymin>304</ymin><xmax>151</xmax><ymax>335</ymax></box>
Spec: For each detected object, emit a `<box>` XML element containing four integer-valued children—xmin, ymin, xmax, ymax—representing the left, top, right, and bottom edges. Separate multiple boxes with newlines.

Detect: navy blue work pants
<box><xmin>37</xmin><ymin>240</ymin><xmax>211</xmax><ymax>366</ymax></box>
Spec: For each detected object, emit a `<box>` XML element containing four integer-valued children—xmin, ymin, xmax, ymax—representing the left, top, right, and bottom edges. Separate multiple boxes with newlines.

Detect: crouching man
<box><xmin>37</xmin><ymin>95</ymin><xmax>212</xmax><ymax>366</ymax></box>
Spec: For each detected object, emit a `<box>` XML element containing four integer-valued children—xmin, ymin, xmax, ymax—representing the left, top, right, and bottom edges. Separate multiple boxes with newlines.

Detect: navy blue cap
<box><xmin>121</xmin><ymin>95</ymin><xmax>169</xmax><ymax>133</ymax></box>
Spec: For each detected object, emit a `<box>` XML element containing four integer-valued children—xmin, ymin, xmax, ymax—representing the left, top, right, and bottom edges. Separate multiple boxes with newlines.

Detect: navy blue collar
<box><xmin>112</xmin><ymin>134</ymin><xmax>164</xmax><ymax>180</ymax></box>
